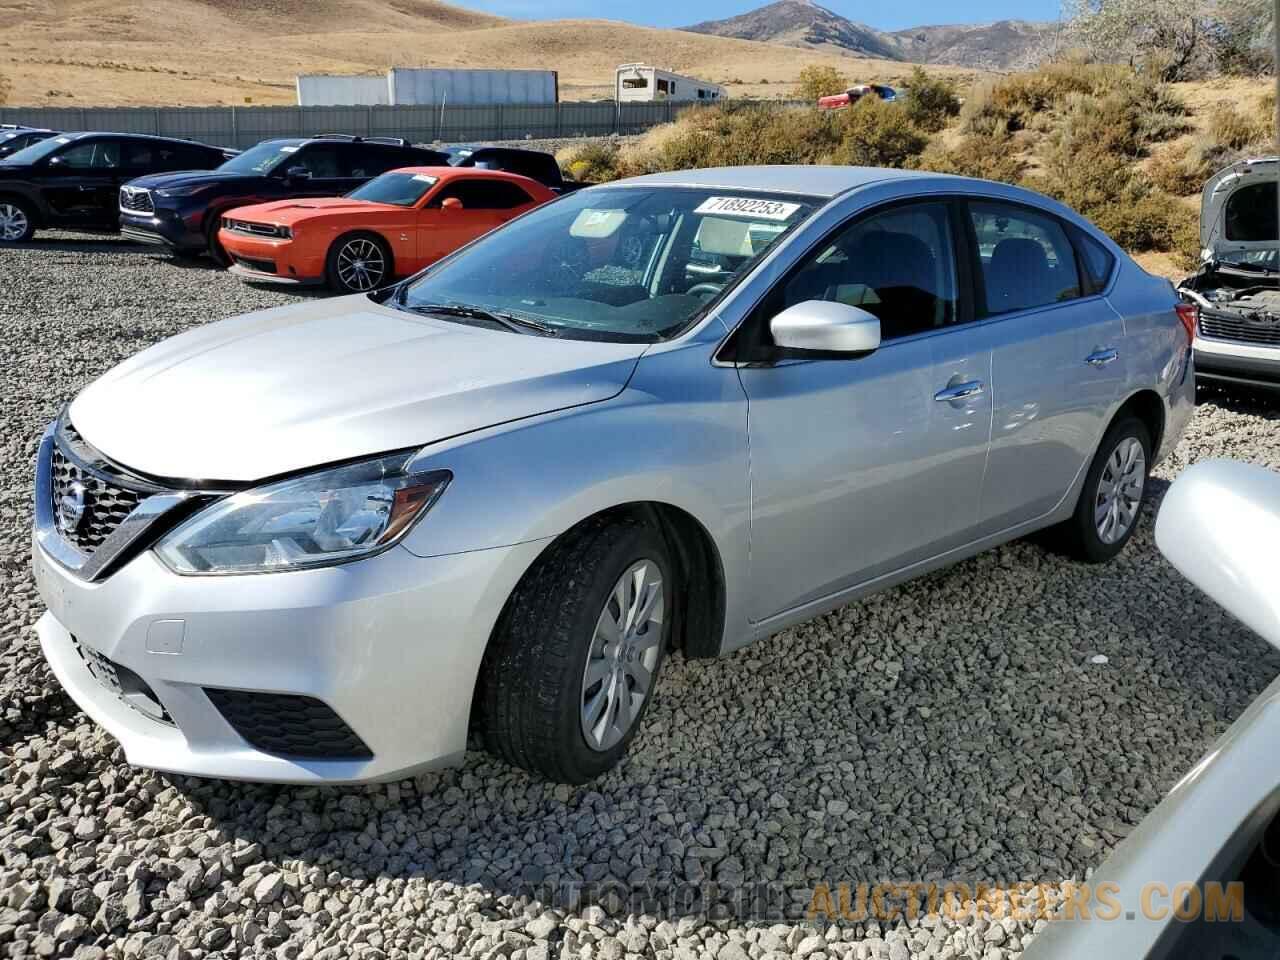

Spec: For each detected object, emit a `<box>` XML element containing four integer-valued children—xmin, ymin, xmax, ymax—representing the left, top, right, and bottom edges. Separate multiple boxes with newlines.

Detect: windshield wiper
<box><xmin>1220</xmin><ymin>259</ymin><xmax>1280</xmax><ymax>275</ymax></box>
<box><xmin>403</xmin><ymin>301</ymin><xmax>559</xmax><ymax>337</ymax></box>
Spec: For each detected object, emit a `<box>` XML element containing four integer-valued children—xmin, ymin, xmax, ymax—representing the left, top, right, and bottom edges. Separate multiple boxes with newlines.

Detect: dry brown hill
<box><xmin>0</xmin><ymin>0</ymin><xmax>979</xmax><ymax>106</ymax></box>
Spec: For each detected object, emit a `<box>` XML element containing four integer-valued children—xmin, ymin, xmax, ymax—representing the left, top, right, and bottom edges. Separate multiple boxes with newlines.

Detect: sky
<box><xmin>452</xmin><ymin>0</ymin><xmax>1065</xmax><ymax>30</ymax></box>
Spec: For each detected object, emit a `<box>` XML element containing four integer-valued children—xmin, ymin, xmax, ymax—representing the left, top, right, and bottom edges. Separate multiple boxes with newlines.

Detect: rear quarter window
<box><xmin>1071</xmin><ymin>227</ymin><xmax>1117</xmax><ymax>293</ymax></box>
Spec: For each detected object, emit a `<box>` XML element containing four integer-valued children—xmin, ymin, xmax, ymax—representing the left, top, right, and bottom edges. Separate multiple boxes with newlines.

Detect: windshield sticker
<box><xmin>694</xmin><ymin>196</ymin><xmax>802</xmax><ymax>221</ymax></box>
<box><xmin>412</xmin><ymin>174</ymin><xmax>437</xmax><ymax>183</ymax></box>
<box><xmin>570</xmin><ymin>208</ymin><xmax>627</xmax><ymax>238</ymax></box>
<box><xmin>279</xmin><ymin>145</ymin><xmax>299</xmax><ymax>153</ymax></box>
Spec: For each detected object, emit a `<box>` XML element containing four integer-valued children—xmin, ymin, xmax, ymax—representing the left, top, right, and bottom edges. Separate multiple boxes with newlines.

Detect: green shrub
<box><xmin>556</xmin><ymin>141</ymin><xmax>622</xmax><ymax>183</ymax></box>
<box><xmin>902</xmin><ymin>66</ymin><xmax>961</xmax><ymax>133</ymax></box>
<box><xmin>1207</xmin><ymin>104</ymin><xmax>1267</xmax><ymax>152</ymax></box>
<box><xmin>914</xmin><ymin>133</ymin><xmax>1026</xmax><ymax>184</ymax></box>
<box><xmin>795</xmin><ymin>65</ymin><xmax>847</xmax><ymax>102</ymax></box>
<box><xmin>827</xmin><ymin>97</ymin><xmax>929</xmax><ymax>168</ymax></box>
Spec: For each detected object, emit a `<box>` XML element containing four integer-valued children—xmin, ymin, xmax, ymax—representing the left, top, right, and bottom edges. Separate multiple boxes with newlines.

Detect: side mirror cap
<box><xmin>286</xmin><ymin>165</ymin><xmax>311</xmax><ymax>180</ymax></box>
<box><xmin>1155</xmin><ymin>459</ymin><xmax>1280</xmax><ymax>651</ymax></box>
<box><xmin>441</xmin><ymin>196</ymin><xmax>464</xmax><ymax>212</ymax></box>
<box><xmin>769</xmin><ymin>300</ymin><xmax>881</xmax><ymax>357</ymax></box>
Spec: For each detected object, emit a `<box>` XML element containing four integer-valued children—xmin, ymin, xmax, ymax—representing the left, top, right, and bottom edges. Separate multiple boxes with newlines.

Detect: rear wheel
<box><xmin>476</xmin><ymin>516</ymin><xmax>672</xmax><ymax>783</ymax></box>
<box><xmin>325</xmin><ymin>233</ymin><xmax>392</xmax><ymax>293</ymax></box>
<box><xmin>1055</xmin><ymin>416</ymin><xmax>1151</xmax><ymax>563</ymax></box>
<box><xmin>0</xmin><ymin>198</ymin><xmax>35</xmax><ymax>242</ymax></box>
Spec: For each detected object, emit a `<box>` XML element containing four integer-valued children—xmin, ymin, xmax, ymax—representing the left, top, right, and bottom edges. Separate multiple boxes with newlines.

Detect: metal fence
<box><xmin>0</xmin><ymin>100</ymin><xmax>811</xmax><ymax>149</ymax></box>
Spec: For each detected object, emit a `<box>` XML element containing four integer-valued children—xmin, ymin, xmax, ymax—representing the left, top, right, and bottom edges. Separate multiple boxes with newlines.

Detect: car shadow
<box><xmin>138</xmin><ymin>506</ymin><xmax>1278</xmax><ymax>927</ymax></box>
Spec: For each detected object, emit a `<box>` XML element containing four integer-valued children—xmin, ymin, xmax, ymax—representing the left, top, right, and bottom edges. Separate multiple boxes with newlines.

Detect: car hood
<box><xmin>128</xmin><ymin>169</ymin><xmax>253</xmax><ymax>191</ymax></box>
<box><xmin>70</xmin><ymin>296</ymin><xmax>647</xmax><ymax>484</ymax></box>
<box><xmin>226</xmin><ymin>197</ymin><xmax>382</xmax><ymax>225</ymax></box>
<box><xmin>1199</xmin><ymin>157</ymin><xmax>1279</xmax><ymax>262</ymax></box>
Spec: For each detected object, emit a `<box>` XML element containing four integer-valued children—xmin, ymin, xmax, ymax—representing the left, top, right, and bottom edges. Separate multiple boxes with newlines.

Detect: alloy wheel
<box><xmin>1094</xmin><ymin>436</ymin><xmax>1146</xmax><ymax>544</ymax></box>
<box><xmin>335</xmin><ymin>238</ymin><xmax>386</xmax><ymax>292</ymax></box>
<box><xmin>0</xmin><ymin>203</ymin><xmax>29</xmax><ymax>241</ymax></box>
<box><xmin>580</xmin><ymin>559</ymin><xmax>664</xmax><ymax>752</ymax></box>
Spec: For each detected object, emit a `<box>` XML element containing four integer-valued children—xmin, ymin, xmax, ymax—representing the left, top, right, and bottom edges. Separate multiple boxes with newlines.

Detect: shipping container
<box><xmin>387</xmin><ymin>68</ymin><xmax>558</xmax><ymax>106</ymax></box>
<box><xmin>296</xmin><ymin>75</ymin><xmax>390</xmax><ymax>107</ymax></box>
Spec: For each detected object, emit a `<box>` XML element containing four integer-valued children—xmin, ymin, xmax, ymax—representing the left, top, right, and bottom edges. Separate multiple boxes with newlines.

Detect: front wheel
<box><xmin>325</xmin><ymin>233</ymin><xmax>392</xmax><ymax>293</ymax></box>
<box><xmin>476</xmin><ymin>516</ymin><xmax>672</xmax><ymax>783</ymax></box>
<box><xmin>1055</xmin><ymin>416</ymin><xmax>1152</xmax><ymax>563</ymax></box>
<box><xmin>0</xmin><ymin>198</ymin><xmax>36</xmax><ymax>242</ymax></box>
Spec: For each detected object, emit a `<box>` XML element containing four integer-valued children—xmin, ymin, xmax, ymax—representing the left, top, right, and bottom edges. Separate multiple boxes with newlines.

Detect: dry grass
<box><xmin>0</xmin><ymin>0</ymin><xmax>979</xmax><ymax>107</ymax></box>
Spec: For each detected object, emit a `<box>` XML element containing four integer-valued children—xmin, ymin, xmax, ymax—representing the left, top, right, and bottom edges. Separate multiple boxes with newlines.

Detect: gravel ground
<box><xmin>3</xmin><ymin>232</ymin><xmax>1280</xmax><ymax>960</ymax></box>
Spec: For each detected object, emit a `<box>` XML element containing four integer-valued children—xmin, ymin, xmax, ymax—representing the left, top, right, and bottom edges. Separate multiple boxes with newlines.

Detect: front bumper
<box><xmin>31</xmin><ymin>421</ymin><xmax>548</xmax><ymax>782</ymax></box>
<box><xmin>1194</xmin><ymin>334</ymin><xmax>1280</xmax><ymax>387</ymax></box>
<box><xmin>33</xmin><ymin>537</ymin><xmax>546</xmax><ymax>783</ymax></box>
<box><xmin>220</xmin><ymin>230</ymin><xmax>325</xmax><ymax>284</ymax></box>
<box><xmin>119</xmin><ymin>212</ymin><xmax>202</xmax><ymax>253</ymax></box>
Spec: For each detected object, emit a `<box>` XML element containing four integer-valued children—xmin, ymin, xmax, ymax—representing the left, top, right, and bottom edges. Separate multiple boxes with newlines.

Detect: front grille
<box><xmin>119</xmin><ymin>186</ymin><xmax>154</xmax><ymax>215</ymax></box>
<box><xmin>223</xmin><ymin>218</ymin><xmax>284</xmax><ymax>238</ymax></box>
<box><xmin>230</xmin><ymin>254</ymin><xmax>277</xmax><ymax>275</ymax></box>
<box><xmin>50</xmin><ymin>436</ymin><xmax>144</xmax><ymax>555</ymax></box>
<box><xmin>1199</xmin><ymin>313</ymin><xmax>1280</xmax><ymax>347</ymax></box>
<box><xmin>72</xmin><ymin>636</ymin><xmax>173</xmax><ymax>725</ymax></box>
<box><xmin>204</xmin><ymin>689</ymin><xmax>373</xmax><ymax>760</ymax></box>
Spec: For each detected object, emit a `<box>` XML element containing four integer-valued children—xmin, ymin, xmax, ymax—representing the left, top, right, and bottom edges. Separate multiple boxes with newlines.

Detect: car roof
<box><xmin>54</xmin><ymin>132</ymin><xmax>225</xmax><ymax>147</ymax></box>
<box><xmin>615</xmin><ymin>164</ymin><xmax>950</xmax><ymax>198</ymax></box>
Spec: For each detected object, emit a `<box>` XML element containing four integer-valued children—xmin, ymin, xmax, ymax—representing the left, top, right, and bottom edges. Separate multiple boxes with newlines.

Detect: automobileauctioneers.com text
<box><xmin>807</xmin><ymin>881</ymin><xmax>1244</xmax><ymax>923</ymax></box>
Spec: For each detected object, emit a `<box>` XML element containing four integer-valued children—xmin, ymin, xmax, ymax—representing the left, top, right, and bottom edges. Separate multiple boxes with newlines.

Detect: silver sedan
<box><xmin>32</xmin><ymin>166</ymin><xmax>1195</xmax><ymax>784</ymax></box>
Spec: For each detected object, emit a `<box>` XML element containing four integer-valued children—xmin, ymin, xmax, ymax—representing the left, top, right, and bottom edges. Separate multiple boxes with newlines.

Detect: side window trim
<box><xmin>723</xmin><ymin>195</ymin><xmax>972</xmax><ymax>364</ymax></box>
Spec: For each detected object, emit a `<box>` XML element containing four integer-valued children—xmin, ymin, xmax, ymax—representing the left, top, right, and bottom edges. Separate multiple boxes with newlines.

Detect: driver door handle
<box><xmin>1085</xmin><ymin>348</ymin><xmax>1119</xmax><ymax>367</ymax></box>
<box><xmin>934</xmin><ymin>380</ymin><xmax>985</xmax><ymax>403</ymax></box>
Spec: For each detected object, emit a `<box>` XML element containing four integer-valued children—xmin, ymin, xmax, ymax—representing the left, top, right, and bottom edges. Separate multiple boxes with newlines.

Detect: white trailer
<box><xmin>296</xmin><ymin>75</ymin><xmax>390</xmax><ymax>107</ymax></box>
<box><xmin>614</xmin><ymin>64</ymin><xmax>725</xmax><ymax>103</ymax></box>
<box><xmin>387</xmin><ymin>68</ymin><xmax>559</xmax><ymax>106</ymax></box>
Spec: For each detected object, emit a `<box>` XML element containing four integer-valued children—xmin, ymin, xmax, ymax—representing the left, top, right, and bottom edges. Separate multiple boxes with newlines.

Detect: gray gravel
<box><xmin>2</xmin><ymin>232</ymin><xmax>1280</xmax><ymax>959</ymax></box>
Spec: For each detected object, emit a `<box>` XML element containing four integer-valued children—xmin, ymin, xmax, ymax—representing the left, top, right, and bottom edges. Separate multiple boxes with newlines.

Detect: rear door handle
<box><xmin>934</xmin><ymin>380</ymin><xmax>985</xmax><ymax>403</ymax></box>
<box><xmin>1085</xmin><ymin>348</ymin><xmax>1119</xmax><ymax>366</ymax></box>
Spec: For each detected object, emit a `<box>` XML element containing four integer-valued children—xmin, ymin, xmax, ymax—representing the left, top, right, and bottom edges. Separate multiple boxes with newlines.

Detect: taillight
<box><xmin>1175</xmin><ymin>303</ymin><xmax>1198</xmax><ymax>343</ymax></box>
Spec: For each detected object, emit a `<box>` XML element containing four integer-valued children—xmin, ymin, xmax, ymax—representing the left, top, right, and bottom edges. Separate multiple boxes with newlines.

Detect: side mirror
<box><xmin>441</xmin><ymin>196</ymin><xmax>464</xmax><ymax>212</ymax></box>
<box><xmin>286</xmin><ymin>165</ymin><xmax>311</xmax><ymax>180</ymax></box>
<box><xmin>770</xmin><ymin>300</ymin><xmax>881</xmax><ymax>357</ymax></box>
<box><xmin>1155</xmin><ymin>460</ymin><xmax>1280</xmax><ymax>651</ymax></box>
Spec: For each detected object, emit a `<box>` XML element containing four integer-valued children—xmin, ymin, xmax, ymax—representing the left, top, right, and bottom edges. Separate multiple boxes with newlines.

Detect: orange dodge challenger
<box><xmin>218</xmin><ymin>167</ymin><xmax>556</xmax><ymax>293</ymax></box>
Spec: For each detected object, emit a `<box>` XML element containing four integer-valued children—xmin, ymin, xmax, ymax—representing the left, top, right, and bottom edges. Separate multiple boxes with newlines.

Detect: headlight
<box><xmin>154</xmin><ymin>453</ymin><xmax>450</xmax><ymax>576</ymax></box>
<box><xmin>156</xmin><ymin>183</ymin><xmax>214</xmax><ymax>198</ymax></box>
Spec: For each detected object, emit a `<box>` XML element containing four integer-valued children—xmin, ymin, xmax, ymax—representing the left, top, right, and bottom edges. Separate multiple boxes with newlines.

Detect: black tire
<box><xmin>324</xmin><ymin>232</ymin><xmax>393</xmax><ymax>294</ymax></box>
<box><xmin>205</xmin><ymin>216</ymin><xmax>230</xmax><ymax>266</ymax></box>
<box><xmin>476</xmin><ymin>516</ymin><xmax>673</xmax><ymax>784</ymax></box>
<box><xmin>1055</xmin><ymin>416</ymin><xmax>1152</xmax><ymax>563</ymax></box>
<box><xmin>0</xmin><ymin>196</ymin><xmax>36</xmax><ymax>243</ymax></box>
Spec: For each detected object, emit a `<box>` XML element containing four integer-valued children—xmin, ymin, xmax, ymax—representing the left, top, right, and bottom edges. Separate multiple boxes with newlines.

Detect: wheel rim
<box><xmin>336</xmin><ymin>238</ymin><xmax>386</xmax><ymax>291</ymax></box>
<box><xmin>580</xmin><ymin>559</ymin><xmax>664</xmax><ymax>752</ymax></box>
<box><xmin>0</xmin><ymin>203</ymin><xmax>28</xmax><ymax>241</ymax></box>
<box><xmin>1094</xmin><ymin>436</ymin><xmax>1146</xmax><ymax>544</ymax></box>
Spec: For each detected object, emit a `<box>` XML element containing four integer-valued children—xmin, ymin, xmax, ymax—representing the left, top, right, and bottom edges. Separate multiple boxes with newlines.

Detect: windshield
<box><xmin>218</xmin><ymin>140</ymin><xmax>303</xmax><ymax>175</ymax></box>
<box><xmin>398</xmin><ymin>186</ymin><xmax>818</xmax><ymax>342</ymax></box>
<box><xmin>0</xmin><ymin>134</ymin><xmax>74</xmax><ymax>165</ymax></box>
<box><xmin>348</xmin><ymin>171</ymin><xmax>438</xmax><ymax>207</ymax></box>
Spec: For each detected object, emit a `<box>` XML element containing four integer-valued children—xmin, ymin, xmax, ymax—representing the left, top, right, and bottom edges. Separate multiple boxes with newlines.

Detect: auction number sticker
<box><xmin>695</xmin><ymin>196</ymin><xmax>802</xmax><ymax>221</ymax></box>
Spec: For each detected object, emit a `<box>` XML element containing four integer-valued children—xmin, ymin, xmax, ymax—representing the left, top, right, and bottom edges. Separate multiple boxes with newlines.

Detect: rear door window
<box><xmin>968</xmin><ymin>201</ymin><xmax>1082</xmax><ymax>315</ymax></box>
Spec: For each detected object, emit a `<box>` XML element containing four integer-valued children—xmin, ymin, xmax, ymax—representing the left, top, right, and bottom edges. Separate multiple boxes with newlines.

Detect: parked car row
<box><xmin>0</xmin><ymin>130</ymin><xmax>573</xmax><ymax>292</ymax></box>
